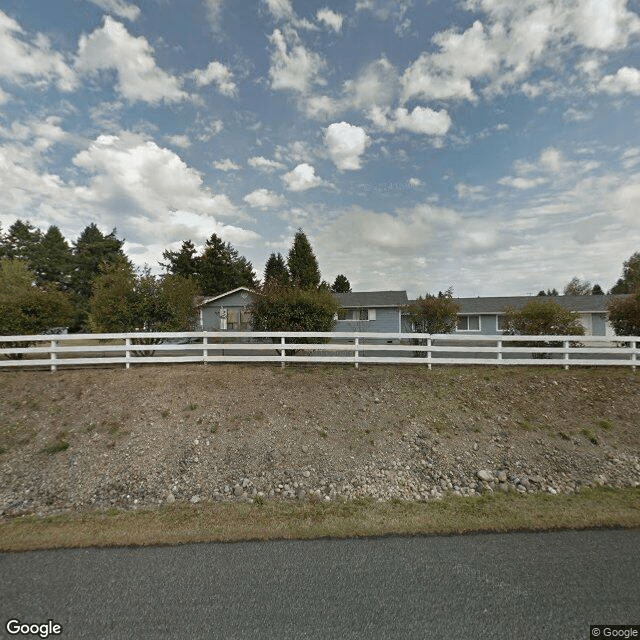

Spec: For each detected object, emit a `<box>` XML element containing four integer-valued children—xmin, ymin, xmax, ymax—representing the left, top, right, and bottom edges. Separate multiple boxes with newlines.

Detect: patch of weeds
<box><xmin>187</xmin><ymin>403</ymin><xmax>199</xmax><ymax>411</ymax></box>
<box><xmin>1</xmin><ymin>423</ymin><xmax>36</xmax><ymax>451</ymax></box>
<box><xmin>209</xmin><ymin>425</ymin><xmax>219</xmax><ymax>434</ymax></box>
<box><xmin>558</xmin><ymin>431</ymin><xmax>571</xmax><ymax>440</ymax></box>
<box><xmin>598</xmin><ymin>419</ymin><xmax>614</xmax><ymax>431</ymax></box>
<box><xmin>0</xmin><ymin>446</ymin><xmax>7</xmax><ymax>455</ymax></box>
<box><xmin>253</xmin><ymin>411</ymin><xmax>265</xmax><ymax>421</ymax></box>
<box><xmin>42</xmin><ymin>440</ymin><xmax>69</xmax><ymax>455</ymax></box>
<box><xmin>253</xmin><ymin>495</ymin><xmax>265</xmax><ymax>507</ymax></box>
<box><xmin>84</xmin><ymin>423</ymin><xmax>96</xmax><ymax>433</ymax></box>
<box><xmin>518</xmin><ymin>419</ymin><xmax>535</xmax><ymax>431</ymax></box>
<box><xmin>47</xmin><ymin>405</ymin><xmax>62</xmax><ymax>416</ymax></box>
<box><xmin>161</xmin><ymin>410</ymin><xmax>170</xmax><ymax>418</ymax></box>
<box><xmin>581</xmin><ymin>428</ymin><xmax>599</xmax><ymax>445</ymax></box>
<box><xmin>318</xmin><ymin>430</ymin><xmax>328</xmax><ymax>438</ymax></box>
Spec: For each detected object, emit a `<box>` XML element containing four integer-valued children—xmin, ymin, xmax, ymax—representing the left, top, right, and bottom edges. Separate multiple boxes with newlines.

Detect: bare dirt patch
<box><xmin>1</xmin><ymin>364</ymin><xmax>639</xmax><ymax>517</ymax></box>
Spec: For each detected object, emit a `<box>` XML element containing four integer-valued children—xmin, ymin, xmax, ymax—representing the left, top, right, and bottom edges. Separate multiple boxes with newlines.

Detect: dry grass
<box><xmin>1</xmin><ymin>487</ymin><xmax>638</xmax><ymax>552</ymax></box>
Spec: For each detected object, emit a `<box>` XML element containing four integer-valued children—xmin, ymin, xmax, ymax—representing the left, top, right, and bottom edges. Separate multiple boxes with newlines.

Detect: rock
<box><xmin>233</xmin><ymin>485</ymin><xmax>243</xmax><ymax>497</ymax></box>
<box><xmin>297</xmin><ymin>488</ymin><xmax>306</xmax><ymax>500</ymax></box>
<box><xmin>472</xmin><ymin>442</ymin><xmax>479</xmax><ymax>451</ymax></box>
<box><xmin>496</xmin><ymin>470</ymin><xmax>508</xmax><ymax>483</ymax></box>
<box><xmin>190</xmin><ymin>495</ymin><xmax>200</xmax><ymax>503</ymax></box>
<box><xmin>477</xmin><ymin>470</ymin><xmax>494</xmax><ymax>482</ymax></box>
<box><xmin>516</xmin><ymin>484</ymin><xmax>527</xmax><ymax>493</ymax></box>
<box><xmin>302</xmin><ymin>470</ymin><xmax>311</xmax><ymax>478</ymax></box>
<box><xmin>166</xmin><ymin>492</ymin><xmax>175</xmax><ymax>504</ymax></box>
<box><xmin>301</xmin><ymin>445</ymin><xmax>309</xmax><ymax>453</ymax></box>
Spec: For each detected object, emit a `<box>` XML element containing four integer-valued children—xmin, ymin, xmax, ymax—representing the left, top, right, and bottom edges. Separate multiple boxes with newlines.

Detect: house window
<box><xmin>337</xmin><ymin>308</ymin><xmax>377</xmax><ymax>321</ymax></box>
<box><xmin>457</xmin><ymin>315</ymin><xmax>480</xmax><ymax>331</ymax></box>
<box><xmin>497</xmin><ymin>315</ymin><xmax>506</xmax><ymax>331</ymax></box>
<box><xmin>227</xmin><ymin>309</ymin><xmax>238</xmax><ymax>329</ymax></box>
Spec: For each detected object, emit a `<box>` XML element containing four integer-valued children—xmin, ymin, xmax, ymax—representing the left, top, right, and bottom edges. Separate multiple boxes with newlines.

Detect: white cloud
<box><xmin>563</xmin><ymin>107</ymin><xmax>592</xmax><ymax>122</ymax></box>
<box><xmin>408</xmin><ymin>177</ymin><xmax>423</xmax><ymax>187</ymax></box>
<box><xmin>213</xmin><ymin>158</ymin><xmax>240</xmax><ymax>171</ymax></box>
<box><xmin>324</xmin><ymin>122</ymin><xmax>370</xmax><ymax>171</ymax></box>
<box><xmin>268</xmin><ymin>28</ymin><xmax>325</xmax><ymax>93</ymax></box>
<box><xmin>599</xmin><ymin>66</ymin><xmax>640</xmax><ymax>94</ymax></box>
<box><xmin>189</xmin><ymin>60</ymin><xmax>237</xmax><ymax>96</ymax></box>
<box><xmin>248</xmin><ymin>155</ymin><xmax>286</xmax><ymax>172</ymax></box>
<box><xmin>316</xmin><ymin>8</ymin><xmax>343</xmax><ymax>32</ymax></box>
<box><xmin>195</xmin><ymin>119</ymin><xmax>224</xmax><ymax>141</ymax></box>
<box><xmin>203</xmin><ymin>0</ymin><xmax>224</xmax><ymax>30</ymax></box>
<box><xmin>165</xmin><ymin>134</ymin><xmax>191</xmax><ymax>149</ymax></box>
<box><xmin>243</xmin><ymin>188</ymin><xmax>286</xmax><ymax>209</ymax></box>
<box><xmin>72</xmin><ymin>132</ymin><xmax>239</xmax><ymax>218</ymax></box>
<box><xmin>498</xmin><ymin>176</ymin><xmax>547</xmax><ymax>190</ymax></box>
<box><xmin>0</xmin><ymin>10</ymin><xmax>77</xmax><ymax>91</ymax></box>
<box><xmin>393</xmin><ymin>106</ymin><xmax>452</xmax><ymax>136</ymax></box>
<box><xmin>456</xmin><ymin>182</ymin><xmax>487</xmax><ymax>200</ymax></box>
<box><xmin>264</xmin><ymin>0</ymin><xmax>294</xmax><ymax>20</ymax></box>
<box><xmin>75</xmin><ymin>16</ymin><xmax>187</xmax><ymax>104</ymax></box>
<box><xmin>87</xmin><ymin>0</ymin><xmax>141</xmax><ymax>21</ymax></box>
<box><xmin>282</xmin><ymin>163</ymin><xmax>323</xmax><ymax>191</ymax></box>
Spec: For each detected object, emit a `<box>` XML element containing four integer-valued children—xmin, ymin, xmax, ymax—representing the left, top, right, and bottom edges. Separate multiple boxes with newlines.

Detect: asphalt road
<box><xmin>1</xmin><ymin>529</ymin><xmax>638</xmax><ymax>640</ymax></box>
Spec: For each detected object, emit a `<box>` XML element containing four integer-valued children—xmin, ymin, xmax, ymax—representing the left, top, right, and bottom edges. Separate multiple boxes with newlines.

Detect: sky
<box><xmin>1</xmin><ymin>0</ymin><xmax>640</xmax><ymax>297</ymax></box>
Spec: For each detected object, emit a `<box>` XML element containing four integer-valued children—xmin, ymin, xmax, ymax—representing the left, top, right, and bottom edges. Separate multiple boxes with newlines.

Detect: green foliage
<box><xmin>607</xmin><ymin>292</ymin><xmax>640</xmax><ymax>336</ymax></box>
<box><xmin>71</xmin><ymin>223</ymin><xmax>128</xmax><ymax>302</ymax></box>
<box><xmin>287</xmin><ymin>228</ymin><xmax>321</xmax><ymax>290</ymax></box>
<box><xmin>407</xmin><ymin>289</ymin><xmax>460</xmax><ymax>334</ymax></box>
<box><xmin>537</xmin><ymin>288</ymin><xmax>559</xmax><ymax>296</ymax></box>
<box><xmin>263</xmin><ymin>252</ymin><xmax>290</xmax><ymax>288</ymax></box>
<box><xmin>163</xmin><ymin>234</ymin><xmax>257</xmax><ymax>296</ymax></box>
<box><xmin>0</xmin><ymin>258</ymin><xmax>74</xmax><ymax>337</ymax></box>
<box><xmin>331</xmin><ymin>274</ymin><xmax>351</xmax><ymax>293</ymax></box>
<box><xmin>503</xmin><ymin>299</ymin><xmax>585</xmax><ymax>336</ymax></box>
<box><xmin>33</xmin><ymin>226</ymin><xmax>74</xmax><ymax>290</ymax></box>
<box><xmin>249</xmin><ymin>285</ymin><xmax>339</xmax><ymax>334</ymax></box>
<box><xmin>610</xmin><ymin>252</ymin><xmax>640</xmax><ymax>294</ymax></box>
<box><xmin>2</xmin><ymin>220</ymin><xmax>42</xmax><ymax>262</ymax></box>
<box><xmin>88</xmin><ymin>262</ymin><xmax>200</xmax><ymax>334</ymax></box>
<box><xmin>563</xmin><ymin>277</ymin><xmax>592</xmax><ymax>296</ymax></box>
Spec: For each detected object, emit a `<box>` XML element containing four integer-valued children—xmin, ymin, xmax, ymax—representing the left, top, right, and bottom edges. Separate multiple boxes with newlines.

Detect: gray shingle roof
<box><xmin>446</xmin><ymin>295</ymin><xmax>627</xmax><ymax>314</ymax></box>
<box><xmin>335</xmin><ymin>290</ymin><xmax>409</xmax><ymax>308</ymax></box>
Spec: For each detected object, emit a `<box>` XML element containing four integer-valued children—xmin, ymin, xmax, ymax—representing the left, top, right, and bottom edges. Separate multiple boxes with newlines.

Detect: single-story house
<box><xmin>449</xmin><ymin>295</ymin><xmax>625</xmax><ymax>337</ymax></box>
<box><xmin>197</xmin><ymin>287</ymin><xmax>256</xmax><ymax>331</ymax></box>
<box><xmin>196</xmin><ymin>288</ymin><xmax>409</xmax><ymax>333</ymax></box>
<box><xmin>196</xmin><ymin>288</ymin><xmax>627</xmax><ymax>337</ymax></box>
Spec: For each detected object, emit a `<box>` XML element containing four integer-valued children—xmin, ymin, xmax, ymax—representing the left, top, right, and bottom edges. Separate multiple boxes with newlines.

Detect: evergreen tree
<box><xmin>287</xmin><ymin>228</ymin><xmax>320</xmax><ymax>290</ymax></box>
<box><xmin>331</xmin><ymin>274</ymin><xmax>351</xmax><ymax>293</ymax></box>
<box><xmin>591</xmin><ymin>284</ymin><xmax>604</xmax><ymax>295</ymax></box>
<box><xmin>3</xmin><ymin>220</ymin><xmax>42</xmax><ymax>263</ymax></box>
<box><xmin>71</xmin><ymin>223</ymin><xmax>128</xmax><ymax>302</ymax></box>
<box><xmin>160</xmin><ymin>240</ymin><xmax>200</xmax><ymax>280</ymax></box>
<box><xmin>33</xmin><ymin>226</ymin><xmax>74</xmax><ymax>290</ymax></box>
<box><xmin>198</xmin><ymin>233</ymin><xmax>257</xmax><ymax>296</ymax></box>
<box><xmin>263</xmin><ymin>252</ymin><xmax>290</xmax><ymax>288</ymax></box>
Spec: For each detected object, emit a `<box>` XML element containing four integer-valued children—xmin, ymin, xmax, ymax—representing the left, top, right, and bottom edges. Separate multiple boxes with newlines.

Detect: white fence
<box><xmin>0</xmin><ymin>331</ymin><xmax>638</xmax><ymax>370</ymax></box>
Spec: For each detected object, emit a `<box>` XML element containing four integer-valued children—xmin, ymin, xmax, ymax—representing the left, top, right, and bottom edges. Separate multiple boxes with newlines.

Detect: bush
<box><xmin>607</xmin><ymin>292</ymin><xmax>640</xmax><ymax>336</ymax></box>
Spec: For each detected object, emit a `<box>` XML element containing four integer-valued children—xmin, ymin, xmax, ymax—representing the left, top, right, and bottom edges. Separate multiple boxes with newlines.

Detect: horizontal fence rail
<box><xmin>0</xmin><ymin>331</ymin><xmax>638</xmax><ymax>370</ymax></box>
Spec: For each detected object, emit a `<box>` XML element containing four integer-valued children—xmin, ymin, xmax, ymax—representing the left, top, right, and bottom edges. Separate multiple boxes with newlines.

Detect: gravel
<box><xmin>0</xmin><ymin>364</ymin><xmax>639</xmax><ymax>517</ymax></box>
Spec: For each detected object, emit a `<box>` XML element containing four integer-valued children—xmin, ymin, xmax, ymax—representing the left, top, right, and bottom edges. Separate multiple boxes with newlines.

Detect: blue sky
<box><xmin>1</xmin><ymin>0</ymin><xmax>640</xmax><ymax>297</ymax></box>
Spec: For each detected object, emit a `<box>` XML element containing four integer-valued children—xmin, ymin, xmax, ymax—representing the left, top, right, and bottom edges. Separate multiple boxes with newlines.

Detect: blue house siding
<box><xmin>335</xmin><ymin>307</ymin><xmax>401</xmax><ymax>333</ymax></box>
<box><xmin>199</xmin><ymin>289</ymin><xmax>255</xmax><ymax>331</ymax></box>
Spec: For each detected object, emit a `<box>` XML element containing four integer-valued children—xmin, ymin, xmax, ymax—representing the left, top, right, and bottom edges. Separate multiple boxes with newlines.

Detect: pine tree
<box><xmin>3</xmin><ymin>220</ymin><xmax>42</xmax><ymax>263</ymax></box>
<box><xmin>263</xmin><ymin>252</ymin><xmax>290</xmax><ymax>288</ymax></box>
<box><xmin>610</xmin><ymin>252</ymin><xmax>640</xmax><ymax>294</ymax></box>
<box><xmin>198</xmin><ymin>233</ymin><xmax>257</xmax><ymax>296</ymax></box>
<box><xmin>287</xmin><ymin>228</ymin><xmax>320</xmax><ymax>290</ymax></box>
<box><xmin>71</xmin><ymin>223</ymin><xmax>128</xmax><ymax>302</ymax></box>
<box><xmin>160</xmin><ymin>240</ymin><xmax>200</xmax><ymax>280</ymax></box>
<box><xmin>33</xmin><ymin>226</ymin><xmax>74</xmax><ymax>290</ymax></box>
<box><xmin>331</xmin><ymin>274</ymin><xmax>351</xmax><ymax>293</ymax></box>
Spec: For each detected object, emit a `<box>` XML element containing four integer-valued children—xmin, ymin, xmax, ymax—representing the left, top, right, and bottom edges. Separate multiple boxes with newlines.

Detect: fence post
<box><xmin>125</xmin><ymin>337</ymin><xmax>131</xmax><ymax>369</ymax></box>
<box><xmin>354</xmin><ymin>337</ymin><xmax>359</xmax><ymax>369</ymax></box>
<box><xmin>203</xmin><ymin>335</ymin><xmax>208</xmax><ymax>364</ymax></box>
<box><xmin>497</xmin><ymin>339</ymin><xmax>502</xmax><ymax>366</ymax></box>
<box><xmin>50</xmin><ymin>339</ymin><xmax>57</xmax><ymax>372</ymax></box>
<box><xmin>427</xmin><ymin>337</ymin><xmax>432</xmax><ymax>371</ymax></box>
<box><xmin>281</xmin><ymin>336</ymin><xmax>286</xmax><ymax>368</ymax></box>
<box><xmin>563</xmin><ymin>340</ymin><xmax>569</xmax><ymax>370</ymax></box>
<box><xmin>632</xmin><ymin>340</ymin><xmax>637</xmax><ymax>371</ymax></box>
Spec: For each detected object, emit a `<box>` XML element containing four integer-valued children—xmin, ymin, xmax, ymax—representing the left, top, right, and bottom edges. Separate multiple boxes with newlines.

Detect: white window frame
<box><xmin>337</xmin><ymin>308</ymin><xmax>377</xmax><ymax>322</ymax></box>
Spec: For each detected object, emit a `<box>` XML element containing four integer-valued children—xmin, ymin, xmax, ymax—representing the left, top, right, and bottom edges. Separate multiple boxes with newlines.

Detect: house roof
<box><xmin>447</xmin><ymin>295</ymin><xmax>628</xmax><ymax>314</ymax></box>
<box><xmin>196</xmin><ymin>287</ymin><xmax>258</xmax><ymax>306</ymax></box>
<box><xmin>335</xmin><ymin>290</ymin><xmax>408</xmax><ymax>308</ymax></box>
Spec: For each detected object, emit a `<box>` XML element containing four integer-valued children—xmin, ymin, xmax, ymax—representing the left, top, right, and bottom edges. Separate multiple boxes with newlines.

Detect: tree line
<box><xmin>0</xmin><ymin>219</ymin><xmax>351</xmax><ymax>336</ymax></box>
